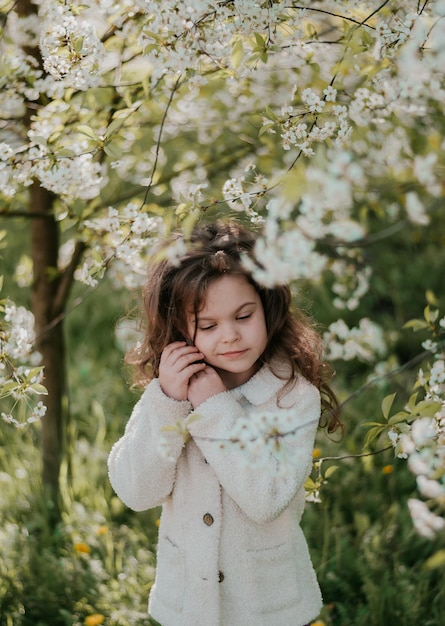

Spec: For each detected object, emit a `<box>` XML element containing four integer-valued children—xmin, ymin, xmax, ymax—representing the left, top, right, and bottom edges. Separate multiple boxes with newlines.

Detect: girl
<box><xmin>108</xmin><ymin>221</ymin><xmax>340</xmax><ymax>626</ymax></box>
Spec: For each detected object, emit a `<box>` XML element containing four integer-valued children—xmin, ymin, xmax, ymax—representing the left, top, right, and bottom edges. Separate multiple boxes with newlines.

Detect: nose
<box><xmin>220</xmin><ymin>322</ymin><xmax>240</xmax><ymax>343</ymax></box>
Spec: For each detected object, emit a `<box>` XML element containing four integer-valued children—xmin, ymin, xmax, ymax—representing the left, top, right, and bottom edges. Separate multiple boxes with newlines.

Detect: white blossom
<box><xmin>323</xmin><ymin>318</ymin><xmax>387</xmax><ymax>363</ymax></box>
<box><xmin>405</xmin><ymin>192</ymin><xmax>430</xmax><ymax>226</ymax></box>
<box><xmin>416</xmin><ymin>475</ymin><xmax>444</xmax><ymax>499</ymax></box>
<box><xmin>39</xmin><ymin>7</ymin><xmax>105</xmax><ymax>90</ymax></box>
<box><xmin>2</xmin><ymin>305</ymin><xmax>36</xmax><ymax>361</ymax></box>
<box><xmin>408</xmin><ymin>499</ymin><xmax>445</xmax><ymax>540</ymax></box>
<box><xmin>229</xmin><ymin>409</ymin><xmax>317</xmax><ymax>474</ymax></box>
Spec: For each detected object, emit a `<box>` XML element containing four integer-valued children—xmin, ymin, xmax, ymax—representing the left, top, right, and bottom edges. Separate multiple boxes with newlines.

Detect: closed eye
<box><xmin>199</xmin><ymin>324</ymin><xmax>216</xmax><ymax>331</ymax></box>
<box><xmin>237</xmin><ymin>313</ymin><xmax>252</xmax><ymax>321</ymax></box>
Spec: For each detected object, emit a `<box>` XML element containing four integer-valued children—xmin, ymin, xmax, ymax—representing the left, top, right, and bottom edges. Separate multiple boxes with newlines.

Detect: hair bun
<box><xmin>211</xmin><ymin>249</ymin><xmax>229</xmax><ymax>271</ymax></box>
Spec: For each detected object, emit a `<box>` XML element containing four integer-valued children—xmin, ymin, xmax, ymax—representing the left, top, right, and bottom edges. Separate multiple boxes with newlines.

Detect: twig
<box><xmin>141</xmin><ymin>74</ymin><xmax>183</xmax><ymax>209</ymax></box>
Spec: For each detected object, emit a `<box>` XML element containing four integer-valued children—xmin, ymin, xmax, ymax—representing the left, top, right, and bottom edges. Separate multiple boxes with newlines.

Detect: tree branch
<box><xmin>289</xmin><ymin>4</ymin><xmax>376</xmax><ymax>30</ymax></box>
<box><xmin>0</xmin><ymin>210</ymin><xmax>54</xmax><ymax>219</ymax></box>
<box><xmin>318</xmin><ymin>445</ymin><xmax>393</xmax><ymax>467</ymax></box>
<box><xmin>141</xmin><ymin>74</ymin><xmax>183</xmax><ymax>208</ymax></box>
<box><xmin>337</xmin><ymin>349</ymin><xmax>432</xmax><ymax>411</ymax></box>
<box><xmin>52</xmin><ymin>240</ymin><xmax>86</xmax><ymax>318</ymax></box>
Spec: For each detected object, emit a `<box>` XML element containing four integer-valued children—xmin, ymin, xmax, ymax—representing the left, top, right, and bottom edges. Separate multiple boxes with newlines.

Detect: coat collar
<box><xmin>230</xmin><ymin>360</ymin><xmax>290</xmax><ymax>405</ymax></box>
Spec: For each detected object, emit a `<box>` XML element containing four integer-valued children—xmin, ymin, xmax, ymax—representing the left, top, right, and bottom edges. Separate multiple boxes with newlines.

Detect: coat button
<box><xmin>218</xmin><ymin>571</ymin><xmax>224</xmax><ymax>583</ymax></box>
<box><xmin>203</xmin><ymin>513</ymin><xmax>214</xmax><ymax>526</ymax></box>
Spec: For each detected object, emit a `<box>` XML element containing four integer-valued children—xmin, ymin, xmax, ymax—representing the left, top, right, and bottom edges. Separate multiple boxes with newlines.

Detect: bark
<box><xmin>15</xmin><ymin>0</ymin><xmax>75</xmax><ymax>520</ymax></box>
<box><xmin>29</xmin><ymin>193</ymin><xmax>86</xmax><ymax>523</ymax></box>
<box><xmin>12</xmin><ymin>0</ymin><xmax>90</xmax><ymax>523</ymax></box>
<box><xmin>30</xmin><ymin>184</ymin><xmax>66</xmax><ymax>518</ymax></box>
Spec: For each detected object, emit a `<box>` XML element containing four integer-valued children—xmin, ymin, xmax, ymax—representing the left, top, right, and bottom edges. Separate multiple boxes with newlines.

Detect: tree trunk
<box><xmin>30</xmin><ymin>184</ymin><xmax>66</xmax><ymax>520</ymax></box>
<box><xmin>15</xmin><ymin>0</ymin><xmax>86</xmax><ymax>523</ymax></box>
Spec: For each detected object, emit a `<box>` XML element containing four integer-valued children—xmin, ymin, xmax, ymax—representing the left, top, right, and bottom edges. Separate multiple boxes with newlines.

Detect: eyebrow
<box><xmin>195</xmin><ymin>301</ymin><xmax>257</xmax><ymax>321</ymax></box>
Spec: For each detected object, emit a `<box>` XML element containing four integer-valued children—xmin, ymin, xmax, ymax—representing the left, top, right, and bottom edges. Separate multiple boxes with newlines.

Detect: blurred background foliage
<box><xmin>1</xmin><ymin>207</ymin><xmax>444</xmax><ymax>625</ymax></box>
<box><xmin>1</xmin><ymin>1</ymin><xmax>445</xmax><ymax>622</ymax></box>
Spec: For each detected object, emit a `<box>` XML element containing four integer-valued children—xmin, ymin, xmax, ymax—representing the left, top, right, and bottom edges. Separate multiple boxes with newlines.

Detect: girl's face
<box><xmin>186</xmin><ymin>274</ymin><xmax>268</xmax><ymax>389</ymax></box>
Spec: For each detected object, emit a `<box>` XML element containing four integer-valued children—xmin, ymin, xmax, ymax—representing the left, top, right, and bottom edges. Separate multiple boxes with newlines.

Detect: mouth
<box><xmin>220</xmin><ymin>349</ymin><xmax>248</xmax><ymax>359</ymax></box>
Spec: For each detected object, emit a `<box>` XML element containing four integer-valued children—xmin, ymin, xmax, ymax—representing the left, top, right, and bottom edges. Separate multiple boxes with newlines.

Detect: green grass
<box><xmin>1</xmin><ymin>387</ymin><xmax>444</xmax><ymax>625</ymax></box>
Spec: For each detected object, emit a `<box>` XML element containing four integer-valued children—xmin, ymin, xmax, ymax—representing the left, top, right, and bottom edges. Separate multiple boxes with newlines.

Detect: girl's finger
<box><xmin>174</xmin><ymin>350</ymin><xmax>205</xmax><ymax>370</ymax></box>
<box><xmin>184</xmin><ymin>361</ymin><xmax>207</xmax><ymax>379</ymax></box>
<box><xmin>160</xmin><ymin>341</ymin><xmax>186</xmax><ymax>359</ymax></box>
<box><xmin>168</xmin><ymin>346</ymin><xmax>202</xmax><ymax>367</ymax></box>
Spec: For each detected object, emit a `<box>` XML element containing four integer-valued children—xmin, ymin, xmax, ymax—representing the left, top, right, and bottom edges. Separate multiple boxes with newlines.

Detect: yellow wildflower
<box><xmin>84</xmin><ymin>614</ymin><xmax>105</xmax><ymax>626</ymax></box>
<box><xmin>74</xmin><ymin>542</ymin><xmax>91</xmax><ymax>554</ymax></box>
<box><xmin>382</xmin><ymin>464</ymin><xmax>394</xmax><ymax>475</ymax></box>
<box><xmin>312</xmin><ymin>447</ymin><xmax>322</xmax><ymax>459</ymax></box>
<box><xmin>96</xmin><ymin>525</ymin><xmax>108</xmax><ymax>536</ymax></box>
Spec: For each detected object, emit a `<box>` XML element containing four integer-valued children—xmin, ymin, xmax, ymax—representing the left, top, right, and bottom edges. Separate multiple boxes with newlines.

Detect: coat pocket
<box><xmin>245</xmin><ymin>541</ymin><xmax>301</xmax><ymax>615</ymax></box>
<box><xmin>153</xmin><ymin>536</ymin><xmax>185</xmax><ymax>613</ymax></box>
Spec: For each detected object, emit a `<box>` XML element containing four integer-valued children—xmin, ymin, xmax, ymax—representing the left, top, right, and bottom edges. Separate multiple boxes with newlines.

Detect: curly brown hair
<box><xmin>127</xmin><ymin>221</ymin><xmax>341</xmax><ymax>432</ymax></box>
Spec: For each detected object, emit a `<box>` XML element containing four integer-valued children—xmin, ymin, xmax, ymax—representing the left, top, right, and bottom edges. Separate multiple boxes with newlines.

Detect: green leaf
<box><xmin>72</xmin><ymin>37</ymin><xmax>84</xmax><ymax>53</ymax></box>
<box><xmin>103</xmin><ymin>142</ymin><xmax>122</xmax><ymax>159</ymax></box>
<box><xmin>77</xmin><ymin>125</ymin><xmax>99</xmax><ymax>142</ymax></box>
<box><xmin>388</xmin><ymin>411</ymin><xmax>410</xmax><ymax>426</ymax></box>
<box><xmin>30</xmin><ymin>383</ymin><xmax>48</xmax><ymax>395</ymax></box>
<box><xmin>254</xmin><ymin>32</ymin><xmax>265</xmax><ymax>48</ymax></box>
<box><xmin>413</xmin><ymin>400</ymin><xmax>442</xmax><ymax>418</ymax></box>
<box><xmin>424</xmin><ymin>305</ymin><xmax>438</xmax><ymax>323</ymax></box>
<box><xmin>31</xmin><ymin>135</ymin><xmax>49</xmax><ymax>147</ymax></box>
<box><xmin>264</xmin><ymin>105</ymin><xmax>278</xmax><ymax>121</ymax></box>
<box><xmin>429</xmin><ymin>309</ymin><xmax>439</xmax><ymax>323</ymax></box>
<box><xmin>231</xmin><ymin>39</ymin><xmax>244</xmax><ymax>69</ymax></box>
<box><xmin>423</xmin><ymin>549</ymin><xmax>445</xmax><ymax>570</ymax></box>
<box><xmin>106</xmin><ymin>118</ymin><xmax>124</xmax><ymax>137</ymax></box>
<box><xmin>382</xmin><ymin>392</ymin><xmax>397</xmax><ymax>420</ymax></box>
<box><xmin>259</xmin><ymin>122</ymin><xmax>275</xmax><ymax>137</ymax></box>
<box><xmin>403</xmin><ymin>319</ymin><xmax>429</xmax><ymax>331</ymax></box>
<box><xmin>406</xmin><ymin>392</ymin><xmax>419</xmax><ymax>412</ymax></box>
<box><xmin>364</xmin><ymin>425</ymin><xmax>386</xmax><ymax>449</ymax></box>
<box><xmin>425</xmin><ymin>290</ymin><xmax>439</xmax><ymax>306</ymax></box>
<box><xmin>324</xmin><ymin>465</ymin><xmax>338</xmax><ymax>479</ymax></box>
<box><xmin>304</xmin><ymin>476</ymin><xmax>316</xmax><ymax>490</ymax></box>
<box><xmin>56</xmin><ymin>148</ymin><xmax>76</xmax><ymax>157</ymax></box>
<box><xmin>1</xmin><ymin>381</ymin><xmax>19</xmax><ymax>395</ymax></box>
<box><xmin>25</xmin><ymin>367</ymin><xmax>44</xmax><ymax>381</ymax></box>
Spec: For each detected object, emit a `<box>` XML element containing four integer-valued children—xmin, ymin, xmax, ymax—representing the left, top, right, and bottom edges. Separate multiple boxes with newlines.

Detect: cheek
<box><xmin>193</xmin><ymin>334</ymin><xmax>207</xmax><ymax>353</ymax></box>
<box><xmin>185</xmin><ymin>320</ymin><xmax>197</xmax><ymax>342</ymax></box>
<box><xmin>256</xmin><ymin>318</ymin><xmax>268</xmax><ymax>346</ymax></box>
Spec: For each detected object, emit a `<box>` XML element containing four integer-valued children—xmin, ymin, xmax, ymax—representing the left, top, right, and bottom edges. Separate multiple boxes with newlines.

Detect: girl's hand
<box><xmin>188</xmin><ymin>366</ymin><xmax>227</xmax><ymax>409</ymax></box>
<box><xmin>159</xmin><ymin>342</ymin><xmax>206</xmax><ymax>401</ymax></box>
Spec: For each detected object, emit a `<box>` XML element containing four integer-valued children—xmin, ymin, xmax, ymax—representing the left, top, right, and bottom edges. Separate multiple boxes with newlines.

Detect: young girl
<box><xmin>108</xmin><ymin>221</ymin><xmax>340</xmax><ymax>626</ymax></box>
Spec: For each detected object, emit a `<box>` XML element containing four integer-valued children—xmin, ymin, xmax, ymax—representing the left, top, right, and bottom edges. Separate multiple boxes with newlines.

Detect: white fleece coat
<box><xmin>108</xmin><ymin>362</ymin><xmax>323</xmax><ymax>626</ymax></box>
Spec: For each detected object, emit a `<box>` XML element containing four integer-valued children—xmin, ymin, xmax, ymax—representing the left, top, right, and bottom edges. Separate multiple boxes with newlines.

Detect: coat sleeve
<box><xmin>187</xmin><ymin>378</ymin><xmax>320</xmax><ymax>524</ymax></box>
<box><xmin>107</xmin><ymin>378</ymin><xmax>192</xmax><ymax>511</ymax></box>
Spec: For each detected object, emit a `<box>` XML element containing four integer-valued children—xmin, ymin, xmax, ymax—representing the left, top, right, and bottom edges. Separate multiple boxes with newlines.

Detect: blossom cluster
<box><xmin>136</xmin><ymin>0</ymin><xmax>303</xmax><ymax>82</ymax></box>
<box><xmin>228</xmin><ymin>409</ymin><xmax>318</xmax><ymax>476</ymax></box>
<box><xmin>2</xmin><ymin>303</ymin><xmax>36</xmax><ymax>361</ymax></box>
<box><xmin>157</xmin><ymin>407</ymin><xmax>318</xmax><ymax>478</ymax></box>
<box><xmin>80</xmin><ymin>204</ymin><xmax>165</xmax><ymax>288</ymax></box>
<box><xmin>323</xmin><ymin>318</ymin><xmax>387</xmax><ymax>363</ymax></box>
<box><xmin>39</xmin><ymin>3</ymin><xmax>105</xmax><ymax>90</ymax></box>
<box><xmin>0</xmin><ymin>299</ymin><xmax>47</xmax><ymax>428</ymax></box>
<box><xmin>387</xmin><ymin>310</ymin><xmax>445</xmax><ymax>539</ymax></box>
<box><xmin>242</xmin><ymin>208</ymin><xmax>328</xmax><ymax>288</ymax></box>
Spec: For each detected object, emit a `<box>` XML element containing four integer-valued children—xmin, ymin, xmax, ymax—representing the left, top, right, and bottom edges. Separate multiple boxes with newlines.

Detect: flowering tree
<box><xmin>1</xmin><ymin>0</ymin><xmax>444</xmax><ymax>533</ymax></box>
